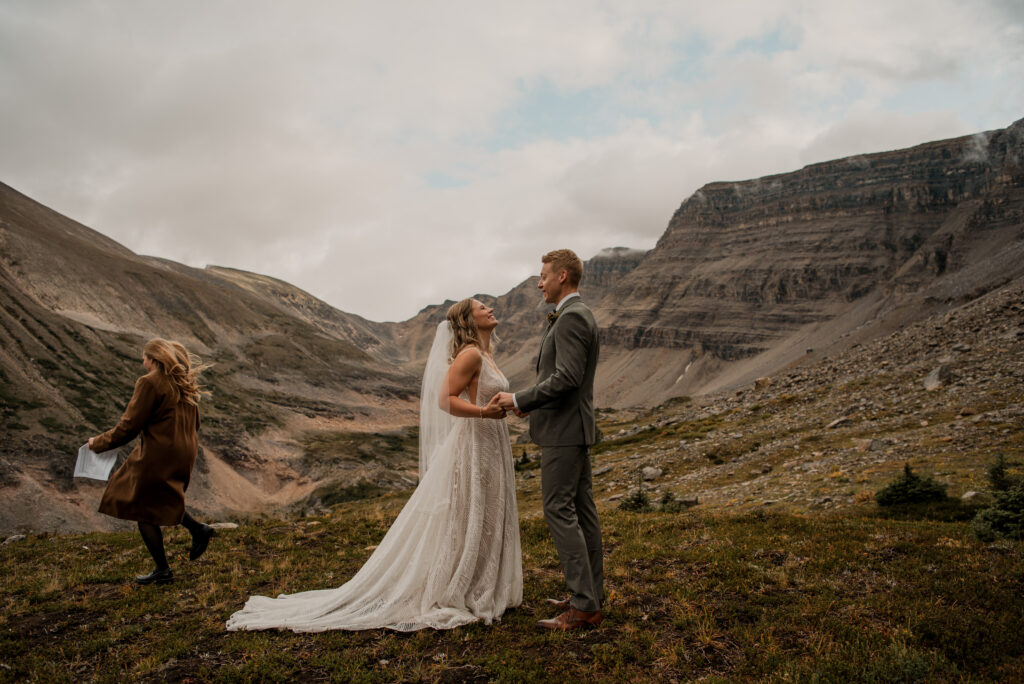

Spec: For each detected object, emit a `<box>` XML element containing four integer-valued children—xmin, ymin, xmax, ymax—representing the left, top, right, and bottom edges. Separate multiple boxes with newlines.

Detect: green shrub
<box><xmin>972</xmin><ymin>456</ymin><xmax>1024</xmax><ymax>541</ymax></box>
<box><xmin>310</xmin><ymin>480</ymin><xmax>385</xmax><ymax>507</ymax></box>
<box><xmin>875</xmin><ymin>464</ymin><xmax>948</xmax><ymax>507</ymax></box>
<box><xmin>987</xmin><ymin>454</ymin><xmax>1020</xmax><ymax>492</ymax></box>
<box><xmin>618</xmin><ymin>487</ymin><xmax>651</xmax><ymax>512</ymax></box>
<box><xmin>971</xmin><ymin>484</ymin><xmax>1024</xmax><ymax>541</ymax></box>
<box><xmin>38</xmin><ymin>416</ymin><xmax>68</xmax><ymax>432</ymax></box>
<box><xmin>657</xmin><ymin>490</ymin><xmax>696</xmax><ymax>513</ymax></box>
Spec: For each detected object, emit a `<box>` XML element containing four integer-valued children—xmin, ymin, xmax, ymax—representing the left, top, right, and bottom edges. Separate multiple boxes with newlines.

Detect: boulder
<box><xmin>641</xmin><ymin>466</ymin><xmax>663</xmax><ymax>481</ymax></box>
<box><xmin>855</xmin><ymin>438</ymin><xmax>886</xmax><ymax>452</ymax></box>
<box><xmin>923</xmin><ymin>365</ymin><xmax>954</xmax><ymax>391</ymax></box>
<box><xmin>961</xmin><ymin>490</ymin><xmax>992</xmax><ymax>505</ymax></box>
<box><xmin>3</xmin><ymin>534</ymin><xmax>26</xmax><ymax>545</ymax></box>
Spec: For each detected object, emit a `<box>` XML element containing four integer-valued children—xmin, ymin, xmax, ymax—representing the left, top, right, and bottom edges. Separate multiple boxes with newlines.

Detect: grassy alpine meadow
<box><xmin>2</xmin><ymin>492</ymin><xmax>1023</xmax><ymax>682</ymax></box>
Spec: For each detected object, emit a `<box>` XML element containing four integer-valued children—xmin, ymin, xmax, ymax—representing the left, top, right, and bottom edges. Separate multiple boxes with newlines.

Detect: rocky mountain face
<box><xmin>585</xmin><ymin>272</ymin><xmax>1024</xmax><ymax>511</ymax></box>
<box><xmin>592</xmin><ymin>118</ymin><xmax>1024</xmax><ymax>405</ymax></box>
<box><xmin>584</xmin><ymin>274</ymin><xmax>1024</xmax><ymax>515</ymax></box>
<box><xmin>0</xmin><ymin>182</ymin><xmax>420</xmax><ymax>534</ymax></box>
<box><xmin>399</xmin><ymin>246</ymin><xmax>649</xmax><ymax>393</ymax></box>
<box><xmin>3</xmin><ymin>118</ymin><xmax>1023</xmax><ymax>534</ymax></box>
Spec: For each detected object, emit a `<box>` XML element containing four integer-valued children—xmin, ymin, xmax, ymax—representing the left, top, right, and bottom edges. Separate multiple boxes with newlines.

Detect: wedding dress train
<box><xmin>226</xmin><ymin>348</ymin><xmax>522</xmax><ymax>632</ymax></box>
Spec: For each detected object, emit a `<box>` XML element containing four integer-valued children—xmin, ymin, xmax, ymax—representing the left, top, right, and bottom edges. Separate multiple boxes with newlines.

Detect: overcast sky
<box><xmin>2</xmin><ymin>1</ymin><xmax>1022</xmax><ymax>321</ymax></box>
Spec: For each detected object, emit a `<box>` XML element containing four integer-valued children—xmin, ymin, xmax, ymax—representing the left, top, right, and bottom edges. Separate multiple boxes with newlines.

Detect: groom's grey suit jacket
<box><xmin>516</xmin><ymin>298</ymin><xmax>599</xmax><ymax>447</ymax></box>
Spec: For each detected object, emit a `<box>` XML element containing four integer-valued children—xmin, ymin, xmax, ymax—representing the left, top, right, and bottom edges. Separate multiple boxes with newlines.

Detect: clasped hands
<box><xmin>480</xmin><ymin>394</ymin><xmax>507</xmax><ymax>419</ymax></box>
<box><xmin>492</xmin><ymin>392</ymin><xmax>528</xmax><ymax>418</ymax></box>
<box><xmin>478</xmin><ymin>392</ymin><xmax>527</xmax><ymax>419</ymax></box>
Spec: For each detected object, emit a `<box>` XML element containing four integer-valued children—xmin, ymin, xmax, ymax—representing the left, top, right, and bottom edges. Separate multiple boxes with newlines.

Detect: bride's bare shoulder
<box><xmin>452</xmin><ymin>345</ymin><xmax>483</xmax><ymax>365</ymax></box>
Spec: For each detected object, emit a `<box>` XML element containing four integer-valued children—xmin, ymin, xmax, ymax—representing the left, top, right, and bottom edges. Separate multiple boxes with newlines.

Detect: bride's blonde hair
<box><xmin>445</xmin><ymin>299</ymin><xmax>498</xmax><ymax>361</ymax></box>
<box><xmin>143</xmin><ymin>338</ymin><xmax>211</xmax><ymax>406</ymax></box>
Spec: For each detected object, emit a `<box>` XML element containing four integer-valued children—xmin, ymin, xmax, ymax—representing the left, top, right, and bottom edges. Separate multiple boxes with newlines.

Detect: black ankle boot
<box><xmin>189</xmin><ymin>525</ymin><xmax>216</xmax><ymax>561</ymax></box>
<box><xmin>136</xmin><ymin>567</ymin><xmax>174</xmax><ymax>585</ymax></box>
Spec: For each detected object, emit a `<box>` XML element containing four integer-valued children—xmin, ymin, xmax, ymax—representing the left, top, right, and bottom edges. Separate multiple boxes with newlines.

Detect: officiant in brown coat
<box><xmin>90</xmin><ymin>338</ymin><xmax>217</xmax><ymax>585</ymax></box>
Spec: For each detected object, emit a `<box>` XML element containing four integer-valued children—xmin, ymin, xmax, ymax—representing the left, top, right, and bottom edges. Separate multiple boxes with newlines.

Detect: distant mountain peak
<box><xmin>593</xmin><ymin>246</ymin><xmax>647</xmax><ymax>259</ymax></box>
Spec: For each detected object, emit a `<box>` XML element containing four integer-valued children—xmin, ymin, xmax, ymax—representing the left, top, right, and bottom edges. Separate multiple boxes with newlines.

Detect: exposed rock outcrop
<box><xmin>593</xmin><ymin>118</ymin><xmax>1024</xmax><ymax>403</ymax></box>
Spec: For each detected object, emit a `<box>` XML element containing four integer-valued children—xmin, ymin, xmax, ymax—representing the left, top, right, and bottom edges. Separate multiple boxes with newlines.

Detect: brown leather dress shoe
<box><xmin>546</xmin><ymin>597</ymin><xmax>603</xmax><ymax>610</ymax></box>
<box><xmin>537</xmin><ymin>607</ymin><xmax>603</xmax><ymax>631</ymax></box>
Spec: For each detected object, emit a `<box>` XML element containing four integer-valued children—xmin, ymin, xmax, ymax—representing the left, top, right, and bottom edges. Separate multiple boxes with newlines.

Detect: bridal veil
<box><xmin>226</xmin><ymin>320</ymin><xmax>522</xmax><ymax>633</ymax></box>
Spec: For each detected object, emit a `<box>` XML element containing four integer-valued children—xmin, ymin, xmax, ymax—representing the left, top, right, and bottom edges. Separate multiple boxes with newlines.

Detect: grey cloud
<box><xmin>1</xmin><ymin>1</ymin><xmax>1021</xmax><ymax>320</ymax></box>
<box><xmin>798</xmin><ymin>111</ymin><xmax>971</xmax><ymax>167</ymax></box>
<box><xmin>960</xmin><ymin>133</ymin><xmax>991</xmax><ymax>165</ymax></box>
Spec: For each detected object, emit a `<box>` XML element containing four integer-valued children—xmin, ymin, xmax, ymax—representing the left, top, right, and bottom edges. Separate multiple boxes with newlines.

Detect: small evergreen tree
<box><xmin>619</xmin><ymin>473</ymin><xmax>651</xmax><ymax>512</ymax></box>
<box><xmin>972</xmin><ymin>455</ymin><xmax>1024</xmax><ymax>541</ymax></box>
<box><xmin>987</xmin><ymin>454</ymin><xmax>1019</xmax><ymax>492</ymax></box>
<box><xmin>618</xmin><ymin>487</ymin><xmax>650</xmax><ymax>512</ymax></box>
<box><xmin>971</xmin><ymin>483</ymin><xmax>1024</xmax><ymax>541</ymax></box>
<box><xmin>875</xmin><ymin>464</ymin><xmax>948</xmax><ymax>507</ymax></box>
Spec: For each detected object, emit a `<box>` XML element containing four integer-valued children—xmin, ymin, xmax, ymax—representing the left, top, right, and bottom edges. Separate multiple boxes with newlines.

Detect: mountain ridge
<box><xmin>3</xmin><ymin>117</ymin><xmax>1023</xmax><ymax>533</ymax></box>
<box><xmin>0</xmin><ymin>181</ymin><xmax>420</xmax><ymax>534</ymax></box>
<box><xmin>591</xmin><ymin>117</ymin><xmax>1024</xmax><ymax>404</ymax></box>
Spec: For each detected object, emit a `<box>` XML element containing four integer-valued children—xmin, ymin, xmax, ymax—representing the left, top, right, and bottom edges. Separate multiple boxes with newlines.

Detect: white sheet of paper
<box><xmin>74</xmin><ymin>443</ymin><xmax>118</xmax><ymax>481</ymax></box>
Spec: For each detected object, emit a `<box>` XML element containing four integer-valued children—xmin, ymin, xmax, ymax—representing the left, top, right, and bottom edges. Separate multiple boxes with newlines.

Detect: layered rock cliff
<box><xmin>593</xmin><ymin>118</ymin><xmax>1024</xmax><ymax>402</ymax></box>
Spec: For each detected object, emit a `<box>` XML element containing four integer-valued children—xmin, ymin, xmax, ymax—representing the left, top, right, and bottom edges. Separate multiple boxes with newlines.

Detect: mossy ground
<box><xmin>2</xmin><ymin>494</ymin><xmax>1022</xmax><ymax>682</ymax></box>
<box><xmin>3</xmin><ymin>278</ymin><xmax>1022</xmax><ymax>681</ymax></box>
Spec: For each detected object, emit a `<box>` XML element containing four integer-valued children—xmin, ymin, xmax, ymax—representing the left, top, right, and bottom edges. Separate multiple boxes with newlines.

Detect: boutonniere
<box><xmin>546</xmin><ymin>310</ymin><xmax>560</xmax><ymax>326</ymax></box>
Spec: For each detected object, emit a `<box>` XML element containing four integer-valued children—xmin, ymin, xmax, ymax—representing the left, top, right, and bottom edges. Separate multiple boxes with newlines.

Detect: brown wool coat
<box><xmin>92</xmin><ymin>371</ymin><xmax>200</xmax><ymax>526</ymax></box>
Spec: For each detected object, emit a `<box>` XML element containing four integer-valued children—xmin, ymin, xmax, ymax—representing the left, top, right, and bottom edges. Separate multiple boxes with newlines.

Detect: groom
<box><xmin>494</xmin><ymin>248</ymin><xmax>603</xmax><ymax>631</ymax></box>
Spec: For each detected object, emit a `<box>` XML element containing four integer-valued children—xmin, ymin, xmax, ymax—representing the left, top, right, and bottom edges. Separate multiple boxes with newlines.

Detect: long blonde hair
<box><xmin>143</xmin><ymin>338</ymin><xmax>210</xmax><ymax>406</ymax></box>
<box><xmin>445</xmin><ymin>299</ymin><xmax>498</xmax><ymax>361</ymax></box>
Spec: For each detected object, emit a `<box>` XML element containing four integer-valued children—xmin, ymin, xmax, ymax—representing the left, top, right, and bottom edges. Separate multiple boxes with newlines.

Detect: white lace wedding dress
<box><xmin>226</xmin><ymin>336</ymin><xmax>522</xmax><ymax>632</ymax></box>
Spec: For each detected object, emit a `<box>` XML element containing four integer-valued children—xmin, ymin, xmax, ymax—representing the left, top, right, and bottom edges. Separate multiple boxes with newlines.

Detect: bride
<box><xmin>226</xmin><ymin>299</ymin><xmax>522</xmax><ymax>632</ymax></box>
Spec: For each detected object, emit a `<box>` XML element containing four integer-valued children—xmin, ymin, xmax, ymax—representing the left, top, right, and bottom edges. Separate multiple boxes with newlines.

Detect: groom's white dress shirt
<box><xmin>512</xmin><ymin>292</ymin><xmax>580</xmax><ymax>410</ymax></box>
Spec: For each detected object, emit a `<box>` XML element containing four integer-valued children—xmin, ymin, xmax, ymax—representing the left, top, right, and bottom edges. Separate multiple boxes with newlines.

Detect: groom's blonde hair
<box><xmin>542</xmin><ymin>249</ymin><xmax>583</xmax><ymax>287</ymax></box>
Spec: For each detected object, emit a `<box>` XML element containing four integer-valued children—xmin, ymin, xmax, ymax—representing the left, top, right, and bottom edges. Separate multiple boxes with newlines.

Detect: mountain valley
<box><xmin>2</xmin><ymin>118</ymin><xmax>1022</xmax><ymax>534</ymax></box>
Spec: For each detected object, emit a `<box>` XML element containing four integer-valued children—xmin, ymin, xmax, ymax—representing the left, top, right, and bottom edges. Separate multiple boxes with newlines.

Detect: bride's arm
<box><xmin>441</xmin><ymin>348</ymin><xmax>506</xmax><ymax>419</ymax></box>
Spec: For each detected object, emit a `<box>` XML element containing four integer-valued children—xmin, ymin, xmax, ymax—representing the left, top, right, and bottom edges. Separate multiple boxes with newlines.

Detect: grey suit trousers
<box><xmin>541</xmin><ymin>444</ymin><xmax>604</xmax><ymax>612</ymax></box>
